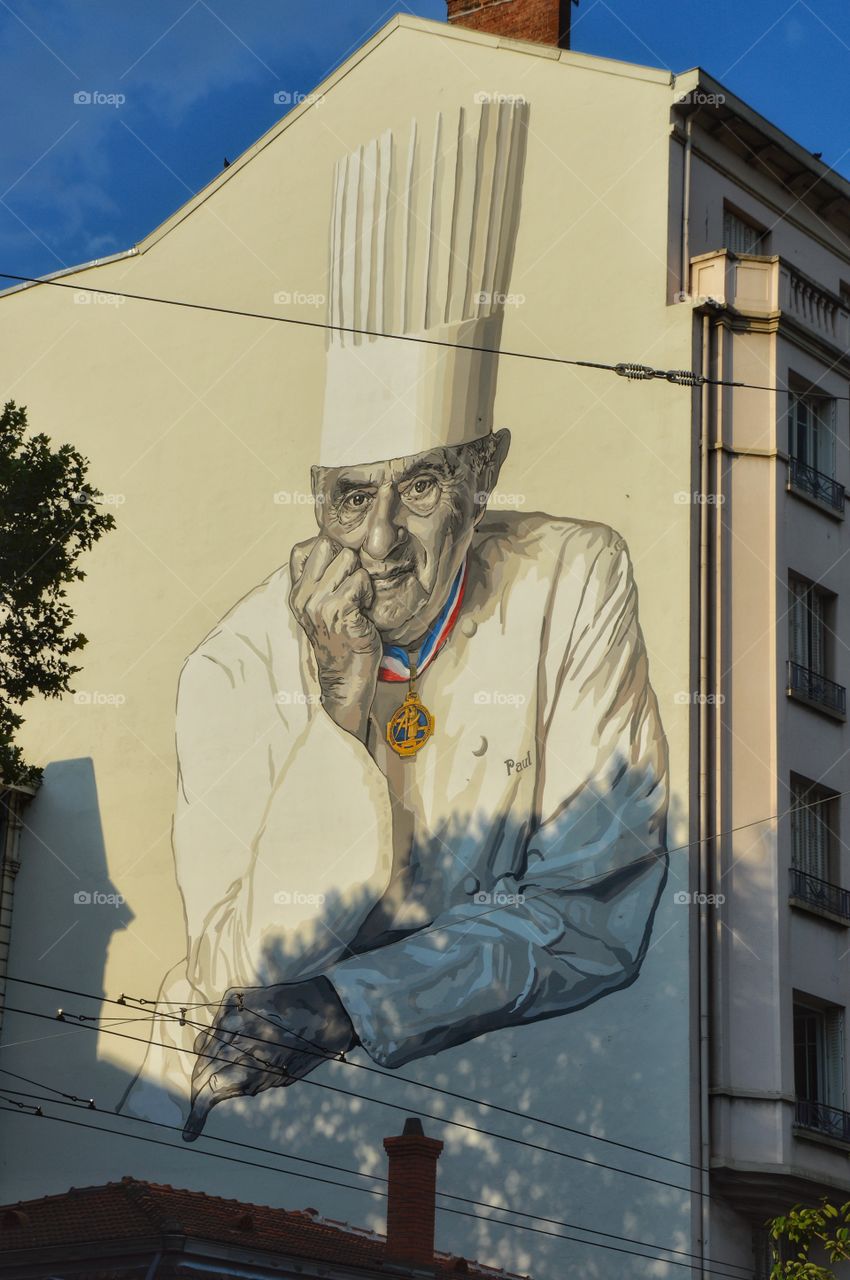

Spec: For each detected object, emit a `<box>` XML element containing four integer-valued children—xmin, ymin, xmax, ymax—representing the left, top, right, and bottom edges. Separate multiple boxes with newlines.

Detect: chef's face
<box><xmin>312</xmin><ymin>430</ymin><xmax>509</xmax><ymax>645</ymax></box>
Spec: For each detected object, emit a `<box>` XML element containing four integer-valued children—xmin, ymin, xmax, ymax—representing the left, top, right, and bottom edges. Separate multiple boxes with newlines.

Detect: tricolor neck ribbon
<box><xmin>378</xmin><ymin>559</ymin><xmax>468</xmax><ymax>684</ymax></box>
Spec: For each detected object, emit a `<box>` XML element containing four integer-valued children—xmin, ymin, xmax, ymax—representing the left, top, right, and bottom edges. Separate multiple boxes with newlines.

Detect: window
<box><xmin>788</xmin><ymin>776</ymin><xmax>850</xmax><ymax>918</ymax></box>
<box><xmin>787</xmin><ymin>387</ymin><xmax>843</xmax><ymax>513</ymax></box>
<box><xmin>790</xmin><ymin>776</ymin><xmax>836</xmax><ymax>882</ymax></box>
<box><xmin>789</xmin><ymin>390</ymin><xmax>836</xmax><ymax>478</ymax></box>
<box><xmin>794</xmin><ymin>1000</ymin><xmax>847</xmax><ymax>1139</ymax></box>
<box><xmin>752</xmin><ymin>1227</ymin><xmax>771</xmax><ymax>1280</ymax></box>
<box><xmin>752</xmin><ymin>1227</ymin><xmax>786</xmax><ymax>1280</ymax></box>
<box><xmin>787</xmin><ymin>577</ymin><xmax>846</xmax><ymax>717</ymax></box>
<box><xmin>723</xmin><ymin>205</ymin><xmax>769</xmax><ymax>255</ymax></box>
<box><xmin>789</xmin><ymin>578</ymin><xmax>830</xmax><ymax>675</ymax></box>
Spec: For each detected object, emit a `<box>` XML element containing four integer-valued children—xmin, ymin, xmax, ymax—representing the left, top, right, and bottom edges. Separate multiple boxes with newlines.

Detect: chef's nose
<box><xmin>362</xmin><ymin>488</ymin><xmax>407</xmax><ymax>561</ymax></box>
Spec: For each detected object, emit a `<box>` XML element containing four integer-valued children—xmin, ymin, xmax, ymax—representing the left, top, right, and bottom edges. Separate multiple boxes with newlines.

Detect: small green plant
<box><xmin>769</xmin><ymin>1200</ymin><xmax>850</xmax><ymax>1278</ymax></box>
<box><xmin>0</xmin><ymin>401</ymin><xmax>115</xmax><ymax>786</ymax></box>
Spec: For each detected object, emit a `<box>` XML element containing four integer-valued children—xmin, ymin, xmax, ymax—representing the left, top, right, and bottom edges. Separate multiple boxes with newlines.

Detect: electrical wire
<box><xmin>2</xmin><ymin>744</ymin><xmax>827</xmax><ymax>1189</ymax></box>
<box><xmin>2</xmin><ymin>969</ymin><xmax>703</xmax><ymax>1176</ymax></box>
<box><xmin>1</xmin><ymin>268</ymin><xmax>844</xmax><ymax>400</ymax></box>
<box><xmin>3</xmin><ymin>778</ymin><xmax>837</xmax><ymax>1221</ymax></box>
<box><xmin>1</xmin><ymin>1000</ymin><xmax>710</xmax><ymax>1201</ymax></box>
<box><xmin>0</xmin><ymin>1081</ymin><xmax>738</xmax><ymax>1276</ymax></box>
<box><xmin>0</xmin><ymin>1096</ymin><xmax>753</xmax><ymax>1278</ymax></box>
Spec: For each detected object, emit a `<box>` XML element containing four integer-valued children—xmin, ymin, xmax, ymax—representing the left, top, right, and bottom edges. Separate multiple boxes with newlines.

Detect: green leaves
<box><xmin>0</xmin><ymin>401</ymin><xmax>115</xmax><ymax>785</ymax></box>
<box><xmin>769</xmin><ymin>1199</ymin><xmax>850</xmax><ymax>1278</ymax></box>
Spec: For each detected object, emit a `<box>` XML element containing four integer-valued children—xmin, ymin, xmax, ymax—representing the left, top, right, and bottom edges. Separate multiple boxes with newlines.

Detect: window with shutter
<box><xmin>788</xmin><ymin>577</ymin><xmax>831</xmax><ymax>677</ymax></box>
<box><xmin>789</xmin><ymin>579</ymin><xmax>808</xmax><ymax>667</ymax></box>
<box><xmin>789</xmin><ymin>392</ymin><xmax>837</xmax><ymax>479</ymax></box>
<box><xmin>826</xmin><ymin>1008</ymin><xmax>846</xmax><ymax>1109</ymax></box>
<box><xmin>723</xmin><ymin>206</ymin><xmax>769</xmax><ymax>254</ymax></box>
<box><xmin>790</xmin><ymin>777</ymin><xmax>835</xmax><ymax>882</ymax></box>
<box><xmin>811</xmin><ymin>589</ymin><xmax>826</xmax><ymax>675</ymax></box>
<box><xmin>794</xmin><ymin>1000</ymin><xmax>850</xmax><ymax>1139</ymax></box>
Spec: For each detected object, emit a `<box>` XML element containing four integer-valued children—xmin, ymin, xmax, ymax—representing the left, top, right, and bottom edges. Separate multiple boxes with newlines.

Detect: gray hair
<box><xmin>457</xmin><ymin>434</ymin><xmax>501</xmax><ymax>475</ymax></box>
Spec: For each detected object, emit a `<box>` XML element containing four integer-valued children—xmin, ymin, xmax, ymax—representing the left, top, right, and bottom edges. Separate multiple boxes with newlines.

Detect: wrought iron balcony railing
<box><xmin>787</xmin><ymin>659</ymin><xmax>847</xmax><ymax>718</ymax></box>
<box><xmin>788</xmin><ymin>457</ymin><xmax>846</xmax><ymax>515</ymax></box>
<box><xmin>789</xmin><ymin>867</ymin><xmax>850</xmax><ymax>921</ymax></box>
<box><xmin>795</xmin><ymin>1098</ymin><xmax>850</xmax><ymax>1143</ymax></box>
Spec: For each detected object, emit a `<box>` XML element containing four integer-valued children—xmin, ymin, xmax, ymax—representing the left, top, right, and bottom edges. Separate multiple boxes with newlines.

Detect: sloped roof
<box><xmin>2</xmin><ymin>11</ymin><xmax>847</xmax><ymax>308</ymax></box>
<box><xmin>0</xmin><ymin>1177</ymin><xmax>524</xmax><ymax>1278</ymax></box>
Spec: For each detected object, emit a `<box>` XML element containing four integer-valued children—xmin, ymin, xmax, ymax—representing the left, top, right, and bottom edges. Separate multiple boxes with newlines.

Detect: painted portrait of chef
<box><xmin>121</xmin><ymin>99</ymin><xmax>669</xmax><ymax>1138</ymax></box>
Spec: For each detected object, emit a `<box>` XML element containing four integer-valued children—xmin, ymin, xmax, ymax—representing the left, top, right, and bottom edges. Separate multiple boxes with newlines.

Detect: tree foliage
<box><xmin>769</xmin><ymin>1200</ymin><xmax>850</xmax><ymax>1278</ymax></box>
<box><xmin>0</xmin><ymin>401</ymin><xmax>115</xmax><ymax>786</ymax></box>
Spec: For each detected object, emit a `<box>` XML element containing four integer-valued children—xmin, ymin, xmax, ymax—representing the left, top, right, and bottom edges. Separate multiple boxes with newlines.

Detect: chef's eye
<box><xmin>337</xmin><ymin>490</ymin><xmax>374</xmax><ymax>520</ymax></box>
<box><xmin>400</xmin><ymin>475</ymin><xmax>440</xmax><ymax>513</ymax></box>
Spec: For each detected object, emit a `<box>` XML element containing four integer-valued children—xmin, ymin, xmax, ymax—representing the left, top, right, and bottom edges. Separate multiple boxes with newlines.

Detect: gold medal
<box><xmin>386</xmin><ymin>661</ymin><xmax>434</xmax><ymax>758</ymax></box>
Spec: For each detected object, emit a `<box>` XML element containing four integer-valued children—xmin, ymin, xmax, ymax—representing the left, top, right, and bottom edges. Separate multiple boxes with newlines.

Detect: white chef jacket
<box><xmin>123</xmin><ymin>512</ymin><xmax>668</xmax><ymax>1113</ymax></box>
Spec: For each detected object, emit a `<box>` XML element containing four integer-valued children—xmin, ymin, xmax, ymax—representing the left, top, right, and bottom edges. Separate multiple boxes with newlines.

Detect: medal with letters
<box><xmin>380</xmin><ymin>561</ymin><xmax>467</xmax><ymax>759</ymax></box>
<box><xmin>386</xmin><ymin>660</ymin><xmax>434</xmax><ymax>758</ymax></box>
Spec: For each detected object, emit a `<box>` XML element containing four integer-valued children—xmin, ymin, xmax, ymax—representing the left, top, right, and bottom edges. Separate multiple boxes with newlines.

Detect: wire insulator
<box><xmin>666</xmin><ymin>369</ymin><xmax>706</xmax><ymax>386</ymax></box>
<box><xmin>615</xmin><ymin>363</ymin><xmax>657</xmax><ymax>381</ymax></box>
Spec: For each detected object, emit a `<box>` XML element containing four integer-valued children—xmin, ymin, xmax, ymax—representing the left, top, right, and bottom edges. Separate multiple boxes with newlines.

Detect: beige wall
<box><xmin>0</xmin><ymin>20</ymin><xmax>696</xmax><ymax>1278</ymax></box>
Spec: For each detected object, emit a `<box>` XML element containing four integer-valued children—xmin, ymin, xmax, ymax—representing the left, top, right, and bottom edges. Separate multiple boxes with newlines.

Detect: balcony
<box><xmin>789</xmin><ymin>867</ymin><xmax>850</xmax><ymax>923</ymax></box>
<box><xmin>787</xmin><ymin>660</ymin><xmax>846</xmax><ymax>719</ymax></box>
<box><xmin>687</xmin><ymin>251</ymin><xmax>850</xmax><ymax>354</ymax></box>
<box><xmin>795</xmin><ymin>1098</ymin><xmax>850</xmax><ymax>1145</ymax></box>
<box><xmin>788</xmin><ymin>456</ymin><xmax>846</xmax><ymax>517</ymax></box>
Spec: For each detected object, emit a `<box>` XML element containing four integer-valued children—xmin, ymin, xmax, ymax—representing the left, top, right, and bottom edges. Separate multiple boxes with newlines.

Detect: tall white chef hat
<box><xmin>319</xmin><ymin>100</ymin><xmax>529</xmax><ymax>468</ymax></box>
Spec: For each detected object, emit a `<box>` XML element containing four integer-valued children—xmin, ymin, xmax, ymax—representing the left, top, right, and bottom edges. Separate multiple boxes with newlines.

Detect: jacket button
<box><xmin>464</xmin><ymin>875</ymin><xmax>480</xmax><ymax>895</ymax></box>
<box><xmin>472</xmin><ymin>736</ymin><xmax>487</xmax><ymax>757</ymax></box>
<box><xmin>461</xmin><ymin>617</ymin><xmax>477</xmax><ymax>638</ymax></box>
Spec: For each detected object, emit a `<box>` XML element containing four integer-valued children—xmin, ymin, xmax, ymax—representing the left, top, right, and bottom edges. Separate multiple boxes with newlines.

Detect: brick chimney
<box><xmin>446</xmin><ymin>0</ymin><xmax>577</xmax><ymax>48</ymax></box>
<box><xmin>383</xmin><ymin>1117</ymin><xmax>444</xmax><ymax>1264</ymax></box>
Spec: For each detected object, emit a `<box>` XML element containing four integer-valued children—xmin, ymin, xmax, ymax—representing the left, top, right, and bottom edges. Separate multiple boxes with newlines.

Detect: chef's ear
<box><xmin>310</xmin><ymin>466</ymin><xmax>327</xmax><ymax>529</ymax></box>
<box><xmin>473</xmin><ymin>429</ymin><xmax>511</xmax><ymax>525</ymax></box>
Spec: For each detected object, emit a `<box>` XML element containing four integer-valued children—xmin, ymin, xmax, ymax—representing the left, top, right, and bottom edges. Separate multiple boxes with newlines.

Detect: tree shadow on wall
<box><xmin>0</xmin><ymin>768</ymin><xmax>731</xmax><ymax>1280</ymax></box>
<box><xmin>2</xmin><ymin>757</ymin><xmax>133</xmax><ymax>1115</ymax></box>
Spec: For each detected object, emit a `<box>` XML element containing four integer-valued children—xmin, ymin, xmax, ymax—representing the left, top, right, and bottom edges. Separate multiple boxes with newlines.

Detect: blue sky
<box><xmin>1</xmin><ymin>0</ymin><xmax>849</xmax><ymax>282</ymax></box>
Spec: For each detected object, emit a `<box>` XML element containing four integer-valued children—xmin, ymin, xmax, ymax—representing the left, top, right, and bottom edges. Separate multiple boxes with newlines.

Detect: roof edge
<box><xmin>133</xmin><ymin>15</ymin><xmax>408</xmax><ymax>255</ymax></box>
<box><xmin>0</xmin><ymin>248</ymin><xmax>138</xmax><ymax>302</ymax></box>
<box><xmin>673</xmin><ymin>66</ymin><xmax>850</xmax><ymax>206</ymax></box>
<box><xmin>398</xmin><ymin>13</ymin><xmax>673</xmax><ymax>82</ymax></box>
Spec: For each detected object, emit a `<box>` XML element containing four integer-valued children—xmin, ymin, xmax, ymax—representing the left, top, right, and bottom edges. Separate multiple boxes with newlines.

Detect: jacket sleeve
<box><xmin>172</xmin><ymin>581</ymin><xmax>394</xmax><ymax>997</ymax></box>
<box><xmin>329</xmin><ymin>530</ymin><xmax>669</xmax><ymax>1069</ymax></box>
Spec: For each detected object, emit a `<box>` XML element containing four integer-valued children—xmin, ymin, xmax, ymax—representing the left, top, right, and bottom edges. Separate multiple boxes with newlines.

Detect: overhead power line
<box><xmin>0</xmin><ymin>1062</ymin><xmax>748</xmax><ymax>1275</ymax></box>
<box><xmin>4</xmin><ymin>999</ymin><xmax>710</xmax><ymax>1204</ymax></box>
<box><xmin>4</xmin><ymin>973</ymin><xmax>698</xmax><ymax>1175</ymax></box>
<box><xmin>0</xmin><ymin>269</ymin><xmax>843</xmax><ymax>400</ymax></box>
<box><xmin>0</xmin><ymin>1093</ymin><xmax>752</xmax><ymax>1279</ymax></box>
<box><xmin>2</xmin><ymin>783</ymin><xmax>833</xmax><ymax>1218</ymax></box>
<box><xmin>3</xmin><ymin>782</ymin><xmax>829</xmax><ymax>1182</ymax></box>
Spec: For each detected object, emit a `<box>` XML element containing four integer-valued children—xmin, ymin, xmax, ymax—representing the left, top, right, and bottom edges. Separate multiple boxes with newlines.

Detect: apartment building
<box><xmin>1</xmin><ymin>4</ymin><xmax>849</xmax><ymax>1278</ymax></box>
<box><xmin>674</xmin><ymin>67</ymin><xmax>850</xmax><ymax>1273</ymax></box>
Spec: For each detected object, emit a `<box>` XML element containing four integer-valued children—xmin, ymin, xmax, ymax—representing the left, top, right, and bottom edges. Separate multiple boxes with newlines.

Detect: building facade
<box><xmin>676</xmin><ymin>68</ymin><xmax>850</xmax><ymax>1275</ymax></box>
<box><xmin>0</xmin><ymin>4</ymin><xmax>848</xmax><ymax>1278</ymax></box>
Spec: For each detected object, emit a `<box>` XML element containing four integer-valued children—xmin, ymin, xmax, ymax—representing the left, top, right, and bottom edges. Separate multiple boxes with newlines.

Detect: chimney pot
<box><xmin>383</xmin><ymin>1117</ymin><xmax>444</xmax><ymax>1265</ymax></box>
<box><xmin>446</xmin><ymin>0</ymin><xmax>577</xmax><ymax>49</ymax></box>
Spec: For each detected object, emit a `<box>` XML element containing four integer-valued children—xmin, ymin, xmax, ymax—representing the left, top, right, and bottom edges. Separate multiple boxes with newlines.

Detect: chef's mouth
<box><xmin>369</xmin><ymin>564</ymin><xmax>415</xmax><ymax>592</ymax></box>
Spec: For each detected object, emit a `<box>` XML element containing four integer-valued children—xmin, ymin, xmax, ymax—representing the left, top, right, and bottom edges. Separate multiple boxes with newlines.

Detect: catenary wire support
<box><xmin>614</xmin><ymin>362</ymin><xmax>708</xmax><ymax>386</ymax></box>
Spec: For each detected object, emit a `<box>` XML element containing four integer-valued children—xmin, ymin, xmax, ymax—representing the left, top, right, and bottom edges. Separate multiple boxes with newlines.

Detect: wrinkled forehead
<box><xmin>313</xmin><ymin>445</ymin><xmax>465</xmax><ymax>491</ymax></box>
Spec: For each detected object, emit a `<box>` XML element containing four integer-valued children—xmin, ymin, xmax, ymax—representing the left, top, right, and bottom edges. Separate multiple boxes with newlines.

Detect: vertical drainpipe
<box><xmin>0</xmin><ymin>787</ymin><xmax>33</xmax><ymax>1040</ymax></box>
<box><xmin>681</xmin><ymin>113</ymin><xmax>694</xmax><ymax>298</ymax></box>
<box><xmin>697</xmin><ymin>310</ymin><xmax>717</xmax><ymax>1279</ymax></box>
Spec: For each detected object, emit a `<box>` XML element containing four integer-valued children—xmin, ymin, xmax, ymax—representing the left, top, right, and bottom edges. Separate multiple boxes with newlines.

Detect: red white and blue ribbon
<box><xmin>378</xmin><ymin>559</ymin><xmax>468</xmax><ymax>683</ymax></box>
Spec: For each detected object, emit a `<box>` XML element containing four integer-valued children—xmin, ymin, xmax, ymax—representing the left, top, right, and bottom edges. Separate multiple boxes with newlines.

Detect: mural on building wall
<box><xmin>120</xmin><ymin>100</ymin><xmax>669</xmax><ymax>1139</ymax></box>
